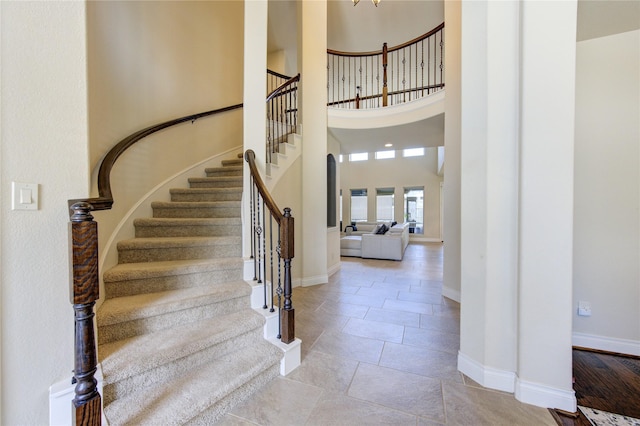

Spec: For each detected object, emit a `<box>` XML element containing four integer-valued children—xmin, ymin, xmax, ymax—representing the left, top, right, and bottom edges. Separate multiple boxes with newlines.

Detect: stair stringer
<box><xmin>248</xmin><ymin>277</ymin><xmax>301</xmax><ymax>376</ymax></box>
<box><xmin>265</xmin><ymin>132</ymin><xmax>301</xmax><ymax>192</ymax></box>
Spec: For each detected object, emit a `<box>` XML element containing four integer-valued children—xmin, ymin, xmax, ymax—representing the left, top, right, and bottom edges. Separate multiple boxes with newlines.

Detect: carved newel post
<box><xmin>69</xmin><ymin>202</ymin><xmax>101</xmax><ymax>426</ymax></box>
<box><xmin>280</xmin><ymin>207</ymin><xmax>295</xmax><ymax>344</ymax></box>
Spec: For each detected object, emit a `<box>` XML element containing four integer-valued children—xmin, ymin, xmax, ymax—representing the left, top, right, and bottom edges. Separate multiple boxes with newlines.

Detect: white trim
<box><xmin>301</xmin><ymin>274</ymin><xmax>329</xmax><ymax>287</ymax></box>
<box><xmin>457</xmin><ymin>351</ymin><xmax>516</xmax><ymax>393</ymax></box>
<box><xmin>515</xmin><ymin>378</ymin><xmax>576</xmax><ymax>412</ymax></box>
<box><xmin>572</xmin><ymin>332</ymin><xmax>640</xmax><ymax>356</ymax></box>
<box><xmin>50</xmin><ymin>365</ymin><xmax>105</xmax><ymax>426</ymax></box>
<box><xmin>442</xmin><ymin>286</ymin><xmax>461</xmax><ymax>303</ymax></box>
<box><xmin>327</xmin><ymin>262</ymin><xmax>341</xmax><ymax>277</ymax></box>
<box><xmin>328</xmin><ymin>90</ymin><xmax>445</xmax><ymax>130</ymax></box>
<box><xmin>409</xmin><ymin>236</ymin><xmax>442</xmax><ymax>243</ymax></box>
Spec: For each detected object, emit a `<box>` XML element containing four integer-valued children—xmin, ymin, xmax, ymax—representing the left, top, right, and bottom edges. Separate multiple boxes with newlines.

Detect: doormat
<box><xmin>579</xmin><ymin>406</ymin><xmax>640</xmax><ymax>426</ymax></box>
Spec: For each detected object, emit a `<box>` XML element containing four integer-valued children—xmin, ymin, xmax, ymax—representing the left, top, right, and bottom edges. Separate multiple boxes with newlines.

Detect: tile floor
<box><xmin>220</xmin><ymin>243</ymin><xmax>556</xmax><ymax>425</ymax></box>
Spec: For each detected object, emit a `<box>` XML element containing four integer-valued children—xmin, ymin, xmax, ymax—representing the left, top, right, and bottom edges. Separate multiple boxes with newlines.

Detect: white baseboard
<box><xmin>268</xmin><ymin>337</ymin><xmax>302</xmax><ymax>376</ymax></box>
<box><xmin>327</xmin><ymin>262</ymin><xmax>341</xmax><ymax>277</ymax></box>
<box><xmin>50</xmin><ymin>365</ymin><xmax>105</xmax><ymax>426</ymax></box>
<box><xmin>515</xmin><ymin>378</ymin><xmax>576</xmax><ymax>413</ymax></box>
<box><xmin>572</xmin><ymin>332</ymin><xmax>640</xmax><ymax>356</ymax></box>
<box><xmin>409</xmin><ymin>236</ymin><xmax>442</xmax><ymax>243</ymax></box>
<box><xmin>301</xmin><ymin>274</ymin><xmax>329</xmax><ymax>287</ymax></box>
<box><xmin>442</xmin><ymin>286</ymin><xmax>461</xmax><ymax>303</ymax></box>
<box><xmin>457</xmin><ymin>351</ymin><xmax>516</xmax><ymax>393</ymax></box>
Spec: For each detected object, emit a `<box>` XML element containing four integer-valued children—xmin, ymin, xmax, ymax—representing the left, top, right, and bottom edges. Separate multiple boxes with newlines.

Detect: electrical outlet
<box><xmin>578</xmin><ymin>301</ymin><xmax>591</xmax><ymax>317</ymax></box>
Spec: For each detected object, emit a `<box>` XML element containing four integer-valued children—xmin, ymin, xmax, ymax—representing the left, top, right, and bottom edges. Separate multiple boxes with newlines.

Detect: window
<box><xmin>327</xmin><ymin>155</ymin><xmax>336</xmax><ymax>227</ymax></box>
<box><xmin>375</xmin><ymin>150</ymin><xmax>395</xmax><ymax>160</ymax></box>
<box><xmin>376</xmin><ymin>188</ymin><xmax>394</xmax><ymax>222</ymax></box>
<box><xmin>404</xmin><ymin>187</ymin><xmax>424</xmax><ymax>234</ymax></box>
<box><xmin>350</xmin><ymin>189</ymin><xmax>367</xmax><ymax>222</ymax></box>
<box><xmin>339</xmin><ymin>154</ymin><xmax>344</xmax><ymax>163</ymax></box>
<box><xmin>349</xmin><ymin>152</ymin><xmax>369</xmax><ymax>162</ymax></box>
<box><xmin>402</xmin><ymin>147</ymin><xmax>425</xmax><ymax>157</ymax></box>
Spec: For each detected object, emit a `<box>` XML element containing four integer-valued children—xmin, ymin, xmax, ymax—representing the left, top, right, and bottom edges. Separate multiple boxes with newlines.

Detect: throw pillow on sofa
<box><xmin>376</xmin><ymin>224</ymin><xmax>388</xmax><ymax>235</ymax></box>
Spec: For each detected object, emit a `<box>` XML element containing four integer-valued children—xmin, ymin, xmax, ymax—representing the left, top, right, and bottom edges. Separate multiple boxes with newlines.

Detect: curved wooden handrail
<box><xmin>327</xmin><ymin>22</ymin><xmax>444</xmax><ymax>57</ymax></box>
<box><xmin>244</xmin><ymin>149</ymin><xmax>284</xmax><ymax>223</ymax></box>
<box><xmin>68</xmin><ymin>103</ymin><xmax>243</xmax><ymax>213</ymax></box>
<box><xmin>266</xmin><ymin>73</ymin><xmax>300</xmax><ymax>103</ymax></box>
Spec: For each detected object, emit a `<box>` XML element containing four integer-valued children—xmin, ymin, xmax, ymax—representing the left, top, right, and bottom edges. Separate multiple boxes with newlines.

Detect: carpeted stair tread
<box><xmin>117</xmin><ymin>235</ymin><xmax>241</xmax><ymax>250</ymax></box>
<box><xmin>151</xmin><ymin>200</ymin><xmax>241</xmax><ymax>209</ymax></box>
<box><xmin>152</xmin><ymin>201</ymin><xmax>241</xmax><ymax>219</ymax></box>
<box><xmin>103</xmin><ymin>340</ymin><xmax>282</xmax><ymax>426</ymax></box>
<box><xmin>204</xmin><ymin>166</ymin><xmax>242</xmax><ymax>176</ymax></box>
<box><xmin>222</xmin><ymin>158</ymin><xmax>243</xmax><ymax>166</ymax></box>
<box><xmin>103</xmin><ymin>258</ymin><xmax>242</xmax><ymax>283</ymax></box>
<box><xmin>97</xmin><ymin>280</ymin><xmax>250</xmax><ymax>327</ymax></box>
<box><xmin>169</xmin><ymin>187</ymin><xmax>243</xmax><ymax>202</ymax></box>
<box><xmin>100</xmin><ymin>309</ymin><xmax>264</xmax><ymax>386</ymax></box>
<box><xmin>188</xmin><ymin>176</ymin><xmax>242</xmax><ymax>188</ymax></box>
<box><xmin>134</xmin><ymin>217</ymin><xmax>241</xmax><ymax>227</ymax></box>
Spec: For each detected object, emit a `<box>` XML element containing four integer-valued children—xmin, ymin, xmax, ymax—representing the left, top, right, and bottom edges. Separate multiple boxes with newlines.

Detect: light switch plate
<box><xmin>12</xmin><ymin>182</ymin><xmax>39</xmax><ymax>210</ymax></box>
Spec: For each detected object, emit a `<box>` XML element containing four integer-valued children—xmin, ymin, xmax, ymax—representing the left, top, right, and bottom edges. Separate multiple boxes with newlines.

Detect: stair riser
<box><xmin>171</xmin><ymin>191</ymin><xmax>242</xmax><ymax>202</ymax></box>
<box><xmin>189</xmin><ymin>179</ymin><xmax>242</xmax><ymax>189</ymax></box>
<box><xmin>103</xmin><ymin>327</ymin><xmax>264</xmax><ymax>405</ymax></box>
<box><xmin>186</xmin><ymin>364</ymin><xmax>280</xmax><ymax>426</ymax></box>
<box><xmin>135</xmin><ymin>224</ymin><xmax>241</xmax><ymax>238</ymax></box>
<box><xmin>118</xmin><ymin>244</ymin><xmax>241</xmax><ymax>264</ymax></box>
<box><xmin>205</xmin><ymin>170</ymin><xmax>242</xmax><ymax>177</ymax></box>
<box><xmin>153</xmin><ymin>207</ymin><xmax>240</xmax><ymax>218</ymax></box>
<box><xmin>221</xmin><ymin>160</ymin><xmax>243</xmax><ymax>167</ymax></box>
<box><xmin>98</xmin><ymin>296</ymin><xmax>249</xmax><ymax>345</ymax></box>
<box><xmin>105</xmin><ymin>268</ymin><xmax>243</xmax><ymax>299</ymax></box>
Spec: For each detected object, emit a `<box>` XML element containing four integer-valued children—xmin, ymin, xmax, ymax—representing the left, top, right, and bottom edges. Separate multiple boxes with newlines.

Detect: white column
<box><xmin>442</xmin><ymin>0</ymin><xmax>462</xmax><ymax>302</ymax></box>
<box><xmin>457</xmin><ymin>0</ymin><xmax>520</xmax><ymax>392</ymax></box>
<box><xmin>299</xmin><ymin>0</ymin><xmax>328</xmax><ymax>286</ymax></box>
<box><xmin>242</xmin><ymin>0</ymin><xmax>268</xmax><ymax>260</ymax></box>
<box><xmin>516</xmin><ymin>0</ymin><xmax>577</xmax><ymax>412</ymax></box>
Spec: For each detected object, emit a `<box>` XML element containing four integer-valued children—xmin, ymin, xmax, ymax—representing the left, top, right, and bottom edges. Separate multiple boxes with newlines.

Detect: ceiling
<box><xmin>267</xmin><ymin>0</ymin><xmax>640</xmax><ymax>154</ymax></box>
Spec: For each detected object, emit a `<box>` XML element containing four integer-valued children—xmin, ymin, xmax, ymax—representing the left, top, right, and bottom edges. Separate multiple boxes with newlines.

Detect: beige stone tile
<box><xmin>420</xmin><ymin>313</ymin><xmax>460</xmax><ymax>335</ymax></box>
<box><xmin>383</xmin><ymin>299</ymin><xmax>434</xmax><ymax>315</ymax></box>
<box><xmin>364</xmin><ymin>307</ymin><xmax>421</xmax><ymax>327</ymax></box>
<box><xmin>317</xmin><ymin>300</ymin><xmax>370</xmax><ymax>319</ymax></box>
<box><xmin>371</xmin><ymin>280</ymin><xmax>412</xmax><ymax>291</ymax></box>
<box><xmin>403</xmin><ymin>326</ymin><xmax>460</xmax><ymax>354</ymax></box>
<box><xmin>417</xmin><ymin>418</ymin><xmax>446</xmax><ymax>426</ymax></box>
<box><xmin>230</xmin><ymin>377</ymin><xmax>323</xmax><ymax>425</ymax></box>
<box><xmin>379</xmin><ymin>342</ymin><xmax>463</xmax><ymax>384</ymax></box>
<box><xmin>286</xmin><ymin>350</ymin><xmax>359</xmax><ymax>392</ymax></box>
<box><xmin>342</xmin><ymin>317</ymin><xmax>405</xmax><ymax>343</ymax></box>
<box><xmin>398</xmin><ymin>290</ymin><xmax>444</xmax><ymax>304</ymax></box>
<box><xmin>336</xmin><ymin>292</ymin><xmax>387</xmax><ymax>308</ymax></box>
<box><xmin>442</xmin><ymin>381</ymin><xmax>557</xmax><ymax>425</ymax></box>
<box><xmin>383</xmin><ymin>275</ymin><xmax>422</xmax><ymax>285</ymax></box>
<box><xmin>306</xmin><ymin>393</ymin><xmax>418</xmax><ymax>425</ymax></box>
<box><xmin>356</xmin><ymin>286</ymin><xmax>400</xmax><ymax>299</ymax></box>
<box><xmin>310</xmin><ymin>329</ymin><xmax>384</xmax><ymax>364</ymax></box>
<box><xmin>348</xmin><ymin>363</ymin><xmax>446</xmax><ymax>422</ymax></box>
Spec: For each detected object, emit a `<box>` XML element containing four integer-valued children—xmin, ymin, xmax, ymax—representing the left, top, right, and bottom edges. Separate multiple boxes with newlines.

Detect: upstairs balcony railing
<box><xmin>327</xmin><ymin>22</ymin><xmax>444</xmax><ymax>109</ymax></box>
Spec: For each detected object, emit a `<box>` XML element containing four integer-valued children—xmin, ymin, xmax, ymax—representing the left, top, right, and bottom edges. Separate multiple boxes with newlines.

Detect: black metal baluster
<box><xmin>269</xmin><ymin>215</ymin><xmax>275</xmax><ymax>313</ymax></box>
<box><xmin>251</xmin><ymin>176</ymin><xmax>257</xmax><ymax>281</ymax></box>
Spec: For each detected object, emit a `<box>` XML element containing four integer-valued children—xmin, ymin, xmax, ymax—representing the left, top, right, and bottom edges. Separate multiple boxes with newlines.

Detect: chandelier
<box><xmin>353</xmin><ymin>0</ymin><xmax>381</xmax><ymax>6</ymax></box>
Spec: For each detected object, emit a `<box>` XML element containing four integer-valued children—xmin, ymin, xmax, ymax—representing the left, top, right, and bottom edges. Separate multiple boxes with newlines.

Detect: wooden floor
<box><xmin>552</xmin><ymin>348</ymin><xmax>640</xmax><ymax>426</ymax></box>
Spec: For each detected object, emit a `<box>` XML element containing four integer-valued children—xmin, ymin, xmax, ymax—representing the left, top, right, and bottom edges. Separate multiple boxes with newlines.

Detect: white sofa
<box><xmin>341</xmin><ymin>222</ymin><xmax>410</xmax><ymax>261</ymax></box>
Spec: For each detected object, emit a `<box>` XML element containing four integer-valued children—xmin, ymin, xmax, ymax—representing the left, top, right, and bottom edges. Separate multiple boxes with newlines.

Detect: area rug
<box><xmin>579</xmin><ymin>406</ymin><xmax>640</xmax><ymax>426</ymax></box>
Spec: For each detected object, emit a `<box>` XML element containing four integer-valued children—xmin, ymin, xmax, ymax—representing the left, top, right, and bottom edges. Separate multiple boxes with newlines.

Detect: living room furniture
<box><xmin>340</xmin><ymin>222</ymin><xmax>410</xmax><ymax>261</ymax></box>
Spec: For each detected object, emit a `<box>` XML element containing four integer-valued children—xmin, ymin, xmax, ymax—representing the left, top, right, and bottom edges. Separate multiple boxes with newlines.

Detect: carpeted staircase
<box><xmin>97</xmin><ymin>157</ymin><xmax>282</xmax><ymax>425</ymax></box>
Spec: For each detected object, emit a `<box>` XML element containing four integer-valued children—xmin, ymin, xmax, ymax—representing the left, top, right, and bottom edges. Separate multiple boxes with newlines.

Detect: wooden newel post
<box><xmin>69</xmin><ymin>202</ymin><xmax>102</xmax><ymax>426</ymax></box>
<box><xmin>279</xmin><ymin>207</ymin><xmax>295</xmax><ymax>344</ymax></box>
<box><xmin>382</xmin><ymin>42</ymin><xmax>388</xmax><ymax>107</ymax></box>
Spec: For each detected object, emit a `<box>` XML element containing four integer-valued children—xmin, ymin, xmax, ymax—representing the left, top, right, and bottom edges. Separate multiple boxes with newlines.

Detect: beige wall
<box><xmin>573</xmin><ymin>29</ymin><xmax>640</xmax><ymax>353</ymax></box>
<box><xmin>340</xmin><ymin>147</ymin><xmax>443</xmax><ymax>240</ymax></box>
<box><xmin>87</xmin><ymin>1</ymin><xmax>244</xmax><ymax>283</ymax></box>
<box><xmin>1</xmin><ymin>2</ymin><xmax>89</xmax><ymax>423</ymax></box>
